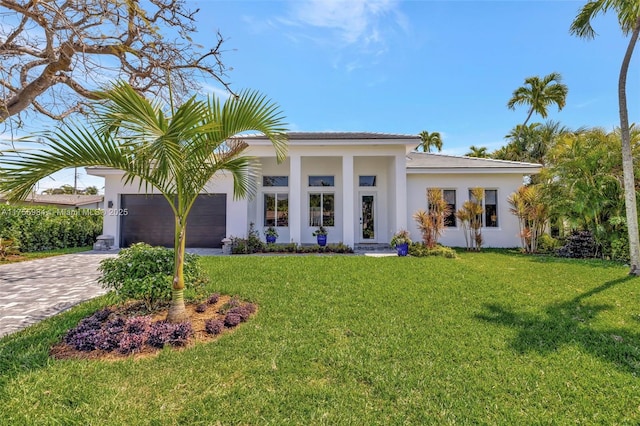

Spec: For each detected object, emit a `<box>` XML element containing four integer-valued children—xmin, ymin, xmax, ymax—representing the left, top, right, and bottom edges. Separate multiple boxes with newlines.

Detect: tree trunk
<box><xmin>619</xmin><ymin>17</ymin><xmax>640</xmax><ymax>276</ymax></box>
<box><xmin>167</xmin><ymin>216</ymin><xmax>189</xmax><ymax>322</ymax></box>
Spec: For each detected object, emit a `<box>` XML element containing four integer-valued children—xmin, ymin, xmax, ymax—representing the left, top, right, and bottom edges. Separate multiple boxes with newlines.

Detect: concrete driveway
<box><xmin>0</xmin><ymin>250</ymin><xmax>118</xmax><ymax>338</ymax></box>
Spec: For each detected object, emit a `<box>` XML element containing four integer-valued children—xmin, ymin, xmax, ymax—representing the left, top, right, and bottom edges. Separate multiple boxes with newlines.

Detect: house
<box><xmin>86</xmin><ymin>132</ymin><xmax>541</xmax><ymax>249</ymax></box>
<box><xmin>0</xmin><ymin>193</ymin><xmax>104</xmax><ymax>209</ymax></box>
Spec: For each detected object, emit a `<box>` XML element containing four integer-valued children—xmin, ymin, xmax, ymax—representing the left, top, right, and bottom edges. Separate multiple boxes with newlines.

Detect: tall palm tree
<box><xmin>0</xmin><ymin>81</ymin><xmax>288</xmax><ymax>320</ymax></box>
<box><xmin>465</xmin><ymin>145</ymin><xmax>489</xmax><ymax>158</ymax></box>
<box><xmin>571</xmin><ymin>0</ymin><xmax>640</xmax><ymax>275</ymax></box>
<box><xmin>507</xmin><ymin>72</ymin><xmax>569</xmax><ymax>131</ymax></box>
<box><xmin>417</xmin><ymin>130</ymin><xmax>443</xmax><ymax>153</ymax></box>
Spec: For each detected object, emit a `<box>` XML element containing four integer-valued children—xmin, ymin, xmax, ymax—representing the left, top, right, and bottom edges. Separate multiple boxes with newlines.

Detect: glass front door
<box><xmin>360</xmin><ymin>194</ymin><xmax>376</xmax><ymax>242</ymax></box>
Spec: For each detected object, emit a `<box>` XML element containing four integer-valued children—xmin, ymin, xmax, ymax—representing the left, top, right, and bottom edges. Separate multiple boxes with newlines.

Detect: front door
<box><xmin>360</xmin><ymin>193</ymin><xmax>376</xmax><ymax>243</ymax></box>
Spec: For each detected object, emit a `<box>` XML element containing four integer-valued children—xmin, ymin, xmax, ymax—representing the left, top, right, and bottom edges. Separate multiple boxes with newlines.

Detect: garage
<box><xmin>119</xmin><ymin>194</ymin><xmax>226</xmax><ymax>248</ymax></box>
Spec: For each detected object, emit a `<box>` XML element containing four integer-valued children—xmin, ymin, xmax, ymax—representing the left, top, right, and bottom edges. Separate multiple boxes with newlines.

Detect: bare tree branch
<box><xmin>0</xmin><ymin>0</ymin><xmax>233</xmax><ymax>126</ymax></box>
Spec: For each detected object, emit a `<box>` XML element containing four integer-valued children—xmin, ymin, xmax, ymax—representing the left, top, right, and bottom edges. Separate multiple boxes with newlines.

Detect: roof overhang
<box><xmin>407</xmin><ymin>167</ymin><xmax>542</xmax><ymax>175</ymax></box>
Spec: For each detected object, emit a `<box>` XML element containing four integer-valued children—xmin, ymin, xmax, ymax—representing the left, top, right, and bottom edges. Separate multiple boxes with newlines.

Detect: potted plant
<box><xmin>264</xmin><ymin>226</ymin><xmax>278</xmax><ymax>244</ymax></box>
<box><xmin>390</xmin><ymin>230</ymin><xmax>412</xmax><ymax>256</ymax></box>
<box><xmin>312</xmin><ymin>226</ymin><xmax>328</xmax><ymax>247</ymax></box>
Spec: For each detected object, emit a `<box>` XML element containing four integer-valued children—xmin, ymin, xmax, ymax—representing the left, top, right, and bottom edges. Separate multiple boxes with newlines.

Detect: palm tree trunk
<box><xmin>167</xmin><ymin>216</ymin><xmax>189</xmax><ymax>322</ymax></box>
<box><xmin>619</xmin><ymin>16</ymin><xmax>640</xmax><ymax>276</ymax></box>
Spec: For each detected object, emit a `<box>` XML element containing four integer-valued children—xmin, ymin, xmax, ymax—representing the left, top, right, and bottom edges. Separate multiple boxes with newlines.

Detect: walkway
<box><xmin>0</xmin><ymin>250</ymin><xmax>118</xmax><ymax>338</ymax></box>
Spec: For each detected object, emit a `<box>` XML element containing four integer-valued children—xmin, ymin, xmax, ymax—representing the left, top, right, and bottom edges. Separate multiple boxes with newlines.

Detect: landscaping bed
<box><xmin>50</xmin><ymin>295</ymin><xmax>256</xmax><ymax>361</ymax></box>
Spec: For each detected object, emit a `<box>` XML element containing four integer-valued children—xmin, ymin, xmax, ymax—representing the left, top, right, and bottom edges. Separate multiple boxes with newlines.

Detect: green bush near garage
<box><xmin>98</xmin><ymin>243</ymin><xmax>209</xmax><ymax>310</ymax></box>
<box><xmin>0</xmin><ymin>204</ymin><xmax>102</xmax><ymax>252</ymax></box>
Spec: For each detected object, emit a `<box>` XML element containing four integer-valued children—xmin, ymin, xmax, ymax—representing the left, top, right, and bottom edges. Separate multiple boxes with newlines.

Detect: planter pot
<box><xmin>266</xmin><ymin>235</ymin><xmax>276</xmax><ymax>244</ymax></box>
<box><xmin>396</xmin><ymin>243</ymin><xmax>409</xmax><ymax>257</ymax></box>
<box><xmin>316</xmin><ymin>234</ymin><xmax>327</xmax><ymax>247</ymax></box>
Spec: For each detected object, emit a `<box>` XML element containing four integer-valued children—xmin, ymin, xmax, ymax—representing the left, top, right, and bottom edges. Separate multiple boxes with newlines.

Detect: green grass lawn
<box><xmin>1</xmin><ymin>252</ymin><xmax>640</xmax><ymax>424</ymax></box>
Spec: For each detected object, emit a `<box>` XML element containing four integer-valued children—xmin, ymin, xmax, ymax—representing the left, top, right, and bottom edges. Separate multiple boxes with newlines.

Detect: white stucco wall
<box><xmin>406</xmin><ymin>173</ymin><xmax>526</xmax><ymax>248</ymax></box>
<box><xmin>90</xmin><ymin>137</ymin><xmax>533</xmax><ymax>249</ymax></box>
<box><xmin>246</xmin><ymin>143</ymin><xmax>408</xmax><ymax>246</ymax></box>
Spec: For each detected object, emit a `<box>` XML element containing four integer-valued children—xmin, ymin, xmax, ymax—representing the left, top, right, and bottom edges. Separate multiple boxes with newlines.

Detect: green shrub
<box><xmin>409</xmin><ymin>242</ymin><xmax>458</xmax><ymax>258</ymax></box>
<box><xmin>230</xmin><ymin>222</ymin><xmax>264</xmax><ymax>254</ymax></box>
<box><xmin>537</xmin><ymin>234</ymin><xmax>560</xmax><ymax>254</ymax></box>
<box><xmin>98</xmin><ymin>243</ymin><xmax>209</xmax><ymax>310</ymax></box>
<box><xmin>609</xmin><ymin>237</ymin><xmax>630</xmax><ymax>262</ymax></box>
<box><xmin>0</xmin><ymin>237</ymin><xmax>19</xmax><ymax>259</ymax></box>
<box><xmin>0</xmin><ymin>205</ymin><xmax>102</xmax><ymax>251</ymax></box>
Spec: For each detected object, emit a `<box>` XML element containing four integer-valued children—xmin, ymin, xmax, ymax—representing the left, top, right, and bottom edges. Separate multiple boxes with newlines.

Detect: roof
<box><xmin>242</xmin><ymin>131</ymin><xmax>420</xmax><ymax>140</ymax></box>
<box><xmin>241</xmin><ymin>132</ymin><xmax>419</xmax><ymax>148</ymax></box>
<box><xmin>0</xmin><ymin>194</ymin><xmax>104</xmax><ymax>207</ymax></box>
<box><xmin>406</xmin><ymin>152</ymin><xmax>542</xmax><ymax>174</ymax></box>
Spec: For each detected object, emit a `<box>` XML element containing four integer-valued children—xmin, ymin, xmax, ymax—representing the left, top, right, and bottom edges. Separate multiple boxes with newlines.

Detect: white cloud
<box><xmin>287</xmin><ymin>0</ymin><xmax>399</xmax><ymax>44</ymax></box>
<box><xmin>278</xmin><ymin>0</ymin><xmax>408</xmax><ymax>66</ymax></box>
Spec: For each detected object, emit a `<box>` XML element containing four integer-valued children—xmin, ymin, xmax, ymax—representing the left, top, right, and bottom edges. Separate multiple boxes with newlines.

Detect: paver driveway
<box><xmin>0</xmin><ymin>250</ymin><xmax>118</xmax><ymax>337</ymax></box>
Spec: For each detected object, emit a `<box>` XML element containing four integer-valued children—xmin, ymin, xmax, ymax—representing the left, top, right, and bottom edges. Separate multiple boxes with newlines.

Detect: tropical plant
<box><xmin>416</xmin><ymin>130</ymin><xmax>443</xmax><ymax>153</ymax></box>
<box><xmin>312</xmin><ymin>226</ymin><xmax>328</xmax><ymax>236</ymax></box>
<box><xmin>507</xmin><ymin>185</ymin><xmax>548</xmax><ymax>253</ymax></box>
<box><xmin>466</xmin><ymin>145</ymin><xmax>489</xmax><ymax>158</ymax></box>
<box><xmin>0</xmin><ymin>81</ymin><xmax>288</xmax><ymax>322</ymax></box>
<box><xmin>390</xmin><ymin>229</ymin><xmax>412</xmax><ymax>248</ymax></box>
<box><xmin>456</xmin><ymin>188</ymin><xmax>484</xmax><ymax>251</ymax></box>
<box><xmin>413</xmin><ymin>188</ymin><xmax>452</xmax><ymax>248</ymax></box>
<box><xmin>542</xmin><ymin>127</ymin><xmax>640</xmax><ymax>258</ymax></box>
<box><xmin>494</xmin><ymin>120</ymin><xmax>575</xmax><ymax>165</ymax></box>
<box><xmin>570</xmin><ymin>0</ymin><xmax>640</xmax><ymax>275</ymax></box>
<box><xmin>507</xmin><ymin>72</ymin><xmax>569</xmax><ymax>133</ymax></box>
<box><xmin>264</xmin><ymin>226</ymin><xmax>278</xmax><ymax>238</ymax></box>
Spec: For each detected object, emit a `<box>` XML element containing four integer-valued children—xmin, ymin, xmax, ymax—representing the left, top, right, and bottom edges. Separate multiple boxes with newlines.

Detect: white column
<box><xmin>342</xmin><ymin>155</ymin><xmax>355</xmax><ymax>247</ymax></box>
<box><xmin>289</xmin><ymin>154</ymin><xmax>301</xmax><ymax>244</ymax></box>
<box><xmin>395</xmin><ymin>154</ymin><xmax>408</xmax><ymax>231</ymax></box>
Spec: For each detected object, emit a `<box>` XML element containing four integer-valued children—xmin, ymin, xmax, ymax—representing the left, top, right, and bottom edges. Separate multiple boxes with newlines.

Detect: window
<box><xmin>469</xmin><ymin>188</ymin><xmax>498</xmax><ymax>228</ymax></box>
<box><xmin>263</xmin><ymin>176</ymin><xmax>288</xmax><ymax>187</ymax></box>
<box><xmin>264</xmin><ymin>193</ymin><xmax>288</xmax><ymax>227</ymax></box>
<box><xmin>309</xmin><ymin>193</ymin><xmax>335</xmax><ymax>226</ymax></box>
<box><xmin>263</xmin><ymin>176</ymin><xmax>288</xmax><ymax>227</ymax></box>
<box><xmin>359</xmin><ymin>175</ymin><xmax>377</xmax><ymax>187</ymax></box>
<box><xmin>443</xmin><ymin>189</ymin><xmax>456</xmax><ymax>227</ymax></box>
<box><xmin>484</xmin><ymin>189</ymin><xmax>498</xmax><ymax>227</ymax></box>
<box><xmin>309</xmin><ymin>176</ymin><xmax>334</xmax><ymax>187</ymax></box>
<box><xmin>427</xmin><ymin>189</ymin><xmax>456</xmax><ymax>227</ymax></box>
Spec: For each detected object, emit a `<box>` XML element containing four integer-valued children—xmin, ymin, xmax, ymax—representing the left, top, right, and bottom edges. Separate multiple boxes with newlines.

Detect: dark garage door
<box><xmin>120</xmin><ymin>194</ymin><xmax>226</xmax><ymax>248</ymax></box>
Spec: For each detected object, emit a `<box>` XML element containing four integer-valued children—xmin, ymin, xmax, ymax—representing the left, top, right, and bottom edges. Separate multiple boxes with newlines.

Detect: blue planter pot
<box><xmin>317</xmin><ymin>234</ymin><xmax>327</xmax><ymax>247</ymax></box>
<box><xmin>266</xmin><ymin>235</ymin><xmax>276</xmax><ymax>244</ymax></box>
<box><xmin>396</xmin><ymin>243</ymin><xmax>409</xmax><ymax>257</ymax></box>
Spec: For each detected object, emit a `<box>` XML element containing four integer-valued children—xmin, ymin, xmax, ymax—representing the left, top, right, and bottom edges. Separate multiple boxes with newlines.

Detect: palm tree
<box><xmin>0</xmin><ymin>81</ymin><xmax>288</xmax><ymax>320</ymax></box>
<box><xmin>571</xmin><ymin>0</ymin><xmax>640</xmax><ymax>275</ymax></box>
<box><xmin>465</xmin><ymin>145</ymin><xmax>489</xmax><ymax>158</ymax></box>
<box><xmin>417</xmin><ymin>130</ymin><xmax>443</xmax><ymax>153</ymax></box>
<box><xmin>497</xmin><ymin>120</ymin><xmax>575</xmax><ymax>165</ymax></box>
<box><xmin>507</xmin><ymin>72</ymin><xmax>569</xmax><ymax>131</ymax></box>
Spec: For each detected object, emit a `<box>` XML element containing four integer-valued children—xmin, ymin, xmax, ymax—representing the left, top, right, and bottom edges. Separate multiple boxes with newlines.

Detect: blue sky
<box><xmin>8</xmin><ymin>0</ymin><xmax>638</xmax><ymax>192</ymax></box>
<box><xmin>196</xmin><ymin>0</ymin><xmax>635</xmax><ymax>154</ymax></box>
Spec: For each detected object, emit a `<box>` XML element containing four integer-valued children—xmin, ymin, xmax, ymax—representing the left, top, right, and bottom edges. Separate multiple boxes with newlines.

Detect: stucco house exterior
<box><xmin>87</xmin><ymin>132</ymin><xmax>541</xmax><ymax>249</ymax></box>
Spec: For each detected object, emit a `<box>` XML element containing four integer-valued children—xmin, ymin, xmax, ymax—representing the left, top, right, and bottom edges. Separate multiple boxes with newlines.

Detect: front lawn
<box><xmin>1</xmin><ymin>252</ymin><xmax>639</xmax><ymax>424</ymax></box>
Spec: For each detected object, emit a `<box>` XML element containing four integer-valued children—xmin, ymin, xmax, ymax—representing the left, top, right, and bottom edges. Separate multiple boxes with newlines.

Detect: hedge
<box><xmin>0</xmin><ymin>204</ymin><xmax>103</xmax><ymax>252</ymax></box>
